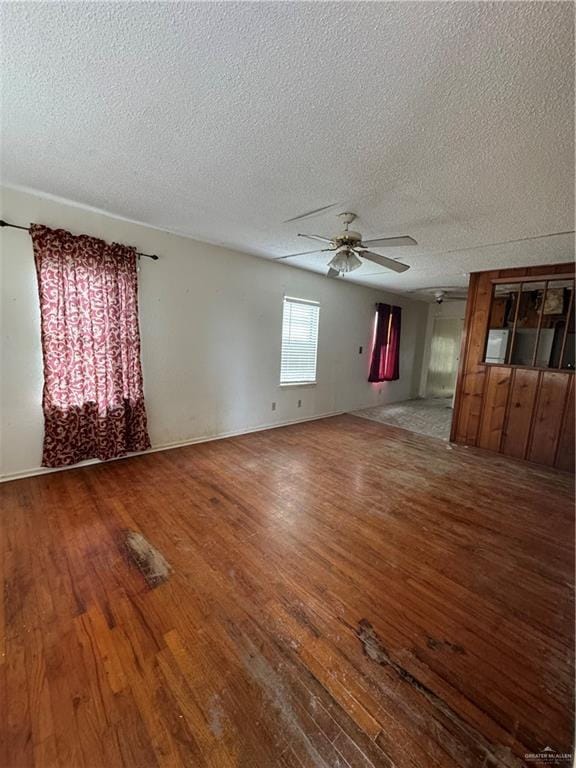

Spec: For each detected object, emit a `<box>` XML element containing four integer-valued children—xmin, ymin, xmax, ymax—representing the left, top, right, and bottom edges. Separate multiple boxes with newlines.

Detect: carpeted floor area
<box><xmin>351</xmin><ymin>397</ymin><xmax>454</xmax><ymax>441</ymax></box>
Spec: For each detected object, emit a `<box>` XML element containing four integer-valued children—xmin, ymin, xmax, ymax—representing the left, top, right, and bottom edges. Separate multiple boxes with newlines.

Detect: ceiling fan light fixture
<box><xmin>328</xmin><ymin>248</ymin><xmax>362</xmax><ymax>274</ymax></box>
<box><xmin>284</xmin><ymin>213</ymin><xmax>415</xmax><ymax>275</ymax></box>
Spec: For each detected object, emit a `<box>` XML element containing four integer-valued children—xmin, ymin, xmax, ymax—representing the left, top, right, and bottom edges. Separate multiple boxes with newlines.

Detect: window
<box><xmin>280</xmin><ymin>297</ymin><xmax>320</xmax><ymax>385</ymax></box>
<box><xmin>483</xmin><ymin>277</ymin><xmax>575</xmax><ymax>369</ymax></box>
<box><xmin>368</xmin><ymin>303</ymin><xmax>401</xmax><ymax>382</ymax></box>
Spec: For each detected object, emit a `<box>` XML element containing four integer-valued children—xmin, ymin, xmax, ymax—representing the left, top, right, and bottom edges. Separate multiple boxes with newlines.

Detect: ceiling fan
<box><xmin>410</xmin><ymin>287</ymin><xmax>469</xmax><ymax>304</ymax></box>
<box><xmin>276</xmin><ymin>212</ymin><xmax>417</xmax><ymax>276</ymax></box>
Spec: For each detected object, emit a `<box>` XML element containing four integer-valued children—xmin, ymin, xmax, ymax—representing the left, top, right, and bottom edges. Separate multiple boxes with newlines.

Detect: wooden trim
<box><xmin>485</xmin><ymin>362</ymin><xmax>575</xmax><ymax>372</ymax></box>
<box><xmin>500</xmin><ymin>262</ymin><xmax>575</xmax><ymax>278</ymax></box>
<box><xmin>483</xmin><ymin>261</ymin><xmax>575</xmax><ymax>280</ymax></box>
<box><xmin>481</xmin><ymin>282</ymin><xmax>495</xmax><ymax>364</ymax></box>
<box><xmin>506</xmin><ymin>281</ymin><xmax>523</xmax><ymax>365</ymax></box>
<box><xmin>530</xmin><ymin>280</ymin><xmax>548</xmax><ymax>367</ymax></box>
<box><xmin>490</xmin><ymin>271</ymin><xmax>574</xmax><ymax>284</ymax></box>
<box><xmin>467</xmin><ymin>273</ymin><xmax>498</xmax><ymax>445</ymax></box>
<box><xmin>559</xmin><ymin>283</ymin><xmax>575</xmax><ymax>369</ymax></box>
<box><xmin>450</xmin><ymin>273</ymin><xmax>479</xmax><ymax>442</ymax></box>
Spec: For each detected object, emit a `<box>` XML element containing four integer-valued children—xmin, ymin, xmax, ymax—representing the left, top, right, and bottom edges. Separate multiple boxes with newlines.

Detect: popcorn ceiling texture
<box><xmin>1</xmin><ymin>1</ymin><xmax>574</xmax><ymax>292</ymax></box>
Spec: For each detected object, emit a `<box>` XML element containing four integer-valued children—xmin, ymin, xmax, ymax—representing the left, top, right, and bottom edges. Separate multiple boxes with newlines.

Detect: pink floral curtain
<box><xmin>31</xmin><ymin>224</ymin><xmax>151</xmax><ymax>467</ymax></box>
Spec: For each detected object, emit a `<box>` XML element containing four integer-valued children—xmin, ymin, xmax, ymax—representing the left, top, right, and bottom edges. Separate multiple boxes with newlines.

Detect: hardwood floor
<box><xmin>1</xmin><ymin>415</ymin><xmax>573</xmax><ymax>768</ymax></box>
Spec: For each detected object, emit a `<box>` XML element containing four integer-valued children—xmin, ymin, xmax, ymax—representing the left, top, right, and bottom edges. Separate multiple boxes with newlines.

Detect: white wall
<box><xmin>1</xmin><ymin>187</ymin><xmax>428</xmax><ymax>480</ymax></box>
<box><xmin>418</xmin><ymin>299</ymin><xmax>468</xmax><ymax>397</ymax></box>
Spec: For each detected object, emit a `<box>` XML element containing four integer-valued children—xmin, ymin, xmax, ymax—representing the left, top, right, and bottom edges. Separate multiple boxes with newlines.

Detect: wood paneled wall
<box><xmin>451</xmin><ymin>263</ymin><xmax>575</xmax><ymax>472</ymax></box>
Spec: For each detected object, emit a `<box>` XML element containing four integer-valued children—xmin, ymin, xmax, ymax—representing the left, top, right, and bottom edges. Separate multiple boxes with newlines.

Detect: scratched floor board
<box><xmin>0</xmin><ymin>415</ymin><xmax>573</xmax><ymax>767</ymax></box>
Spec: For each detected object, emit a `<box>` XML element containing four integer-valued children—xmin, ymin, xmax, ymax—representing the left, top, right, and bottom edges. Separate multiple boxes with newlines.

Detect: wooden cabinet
<box><xmin>451</xmin><ymin>263</ymin><xmax>575</xmax><ymax>472</ymax></box>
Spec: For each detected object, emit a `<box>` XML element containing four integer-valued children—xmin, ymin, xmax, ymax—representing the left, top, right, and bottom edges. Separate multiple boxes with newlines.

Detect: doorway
<box><xmin>426</xmin><ymin>316</ymin><xmax>464</xmax><ymax>400</ymax></box>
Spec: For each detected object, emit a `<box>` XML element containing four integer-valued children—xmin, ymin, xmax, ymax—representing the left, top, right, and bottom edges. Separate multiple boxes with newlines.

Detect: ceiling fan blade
<box><xmin>283</xmin><ymin>203</ymin><xmax>339</xmax><ymax>223</ymax></box>
<box><xmin>362</xmin><ymin>235</ymin><xmax>417</xmax><ymax>248</ymax></box>
<box><xmin>360</xmin><ymin>250</ymin><xmax>410</xmax><ymax>273</ymax></box>
<box><xmin>274</xmin><ymin>248</ymin><xmax>332</xmax><ymax>260</ymax></box>
<box><xmin>297</xmin><ymin>233</ymin><xmax>333</xmax><ymax>244</ymax></box>
<box><xmin>327</xmin><ymin>268</ymin><xmax>340</xmax><ymax>278</ymax></box>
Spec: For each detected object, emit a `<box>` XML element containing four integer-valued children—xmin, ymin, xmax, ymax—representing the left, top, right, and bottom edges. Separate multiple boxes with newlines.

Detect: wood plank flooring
<box><xmin>1</xmin><ymin>415</ymin><xmax>574</xmax><ymax>767</ymax></box>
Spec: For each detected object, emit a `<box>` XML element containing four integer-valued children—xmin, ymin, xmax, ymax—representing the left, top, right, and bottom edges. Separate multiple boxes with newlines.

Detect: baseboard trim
<box><xmin>0</xmin><ymin>410</ymin><xmax>344</xmax><ymax>484</ymax></box>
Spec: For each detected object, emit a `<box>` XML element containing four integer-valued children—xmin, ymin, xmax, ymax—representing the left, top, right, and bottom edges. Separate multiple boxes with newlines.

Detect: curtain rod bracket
<box><xmin>0</xmin><ymin>219</ymin><xmax>159</xmax><ymax>261</ymax></box>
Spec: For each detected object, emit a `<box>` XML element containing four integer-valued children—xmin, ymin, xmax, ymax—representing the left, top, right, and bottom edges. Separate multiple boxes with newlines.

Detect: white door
<box><xmin>426</xmin><ymin>317</ymin><xmax>464</xmax><ymax>399</ymax></box>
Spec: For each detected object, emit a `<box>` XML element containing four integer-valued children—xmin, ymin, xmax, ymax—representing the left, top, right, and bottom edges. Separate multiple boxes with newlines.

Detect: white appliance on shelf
<box><xmin>485</xmin><ymin>329</ymin><xmax>510</xmax><ymax>364</ymax></box>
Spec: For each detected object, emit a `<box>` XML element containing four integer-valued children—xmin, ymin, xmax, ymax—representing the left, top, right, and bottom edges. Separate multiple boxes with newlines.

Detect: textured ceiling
<box><xmin>1</xmin><ymin>1</ymin><xmax>574</xmax><ymax>292</ymax></box>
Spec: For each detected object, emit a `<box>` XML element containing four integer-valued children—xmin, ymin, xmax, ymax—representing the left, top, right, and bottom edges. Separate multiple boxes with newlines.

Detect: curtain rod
<box><xmin>0</xmin><ymin>219</ymin><xmax>159</xmax><ymax>260</ymax></box>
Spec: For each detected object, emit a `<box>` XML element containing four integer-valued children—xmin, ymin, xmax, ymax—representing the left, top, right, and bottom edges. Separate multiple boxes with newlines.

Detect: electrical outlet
<box><xmin>297</xmin><ymin>399</ymin><xmax>302</xmax><ymax>408</ymax></box>
<box><xmin>272</xmin><ymin>401</ymin><xmax>276</xmax><ymax>411</ymax></box>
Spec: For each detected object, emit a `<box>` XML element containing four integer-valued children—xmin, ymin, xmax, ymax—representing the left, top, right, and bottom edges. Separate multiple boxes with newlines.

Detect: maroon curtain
<box><xmin>31</xmin><ymin>224</ymin><xmax>151</xmax><ymax>467</ymax></box>
<box><xmin>368</xmin><ymin>303</ymin><xmax>401</xmax><ymax>382</ymax></box>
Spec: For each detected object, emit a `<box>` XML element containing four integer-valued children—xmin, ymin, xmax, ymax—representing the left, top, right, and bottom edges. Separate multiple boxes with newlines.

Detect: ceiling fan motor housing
<box><xmin>335</xmin><ymin>230</ymin><xmax>363</xmax><ymax>246</ymax></box>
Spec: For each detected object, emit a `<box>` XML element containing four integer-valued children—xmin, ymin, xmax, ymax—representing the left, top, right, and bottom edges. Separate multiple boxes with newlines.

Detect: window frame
<box><xmin>482</xmin><ymin>274</ymin><xmax>575</xmax><ymax>371</ymax></box>
<box><xmin>279</xmin><ymin>296</ymin><xmax>320</xmax><ymax>387</ymax></box>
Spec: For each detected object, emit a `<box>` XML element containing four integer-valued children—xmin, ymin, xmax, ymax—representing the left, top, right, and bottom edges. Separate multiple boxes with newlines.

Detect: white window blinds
<box><xmin>280</xmin><ymin>297</ymin><xmax>320</xmax><ymax>385</ymax></box>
